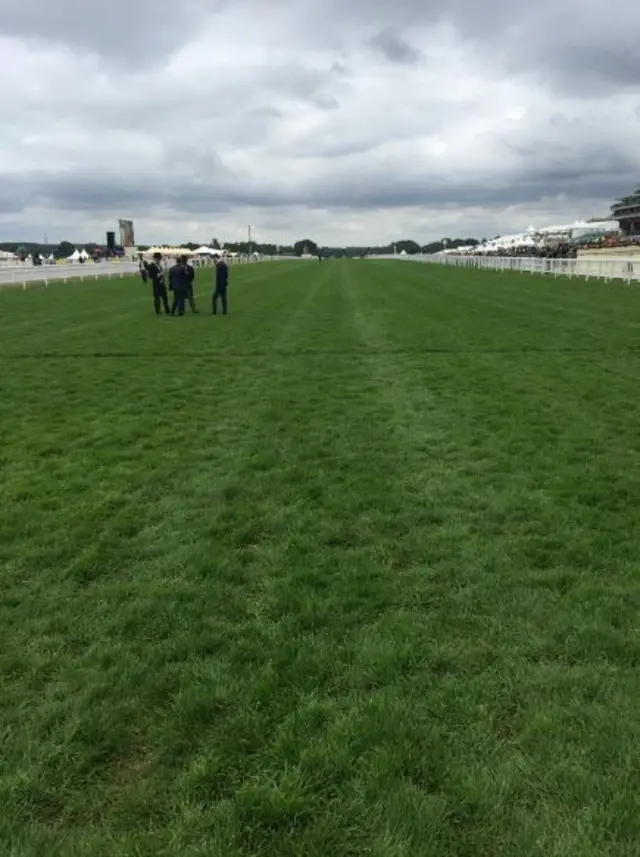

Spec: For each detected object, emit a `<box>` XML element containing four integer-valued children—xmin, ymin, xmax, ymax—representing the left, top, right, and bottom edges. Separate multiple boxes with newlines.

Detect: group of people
<box><xmin>140</xmin><ymin>252</ymin><xmax>229</xmax><ymax>316</ymax></box>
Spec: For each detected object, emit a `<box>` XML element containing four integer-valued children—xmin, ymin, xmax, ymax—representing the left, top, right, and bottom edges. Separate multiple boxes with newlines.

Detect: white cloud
<box><xmin>1</xmin><ymin>0</ymin><xmax>640</xmax><ymax>245</ymax></box>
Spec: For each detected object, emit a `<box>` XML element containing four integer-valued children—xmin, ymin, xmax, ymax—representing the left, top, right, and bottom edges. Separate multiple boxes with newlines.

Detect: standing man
<box><xmin>185</xmin><ymin>257</ymin><xmax>199</xmax><ymax>312</ymax></box>
<box><xmin>212</xmin><ymin>255</ymin><xmax>229</xmax><ymax>315</ymax></box>
<box><xmin>147</xmin><ymin>251</ymin><xmax>170</xmax><ymax>314</ymax></box>
<box><xmin>169</xmin><ymin>256</ymin><xmax>189</xmax><ymax>316</ymax></box>
<box><xmin>138</xmin><ymin>252</ymin><xmax>148</xmax><ymax>282</ymax></box>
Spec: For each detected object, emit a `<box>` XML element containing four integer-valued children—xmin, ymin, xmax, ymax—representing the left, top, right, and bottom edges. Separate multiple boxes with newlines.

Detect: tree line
<box><xmin>0</xmin><ymin>236</ymin><xmax>481</xmax><ymax>259</ymax></box>
<box><xmin>136</xmin><ymin>236</ymin><xmax>481</xmax><ymax>257</ymax></box>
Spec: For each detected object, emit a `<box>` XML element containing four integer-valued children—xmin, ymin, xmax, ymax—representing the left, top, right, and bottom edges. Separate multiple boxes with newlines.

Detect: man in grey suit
<box><xmin>169</xmin><ymin>256</ymin><xmax>189</xmax><ymax>316</ymax></box>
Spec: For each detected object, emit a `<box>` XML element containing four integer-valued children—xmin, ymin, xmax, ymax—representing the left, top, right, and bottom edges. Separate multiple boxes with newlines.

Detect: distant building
<box><xmin>611</xmin><ymin>189</ymin><xmax>640</xmax><ymax>236</ymax></box>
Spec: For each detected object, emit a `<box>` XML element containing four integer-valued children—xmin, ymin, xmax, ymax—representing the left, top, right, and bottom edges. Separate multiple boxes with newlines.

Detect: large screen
<box><xmin>118</xmin><ymin>219</ymin><xmax>135</xmax><ymax>247</ymax></box>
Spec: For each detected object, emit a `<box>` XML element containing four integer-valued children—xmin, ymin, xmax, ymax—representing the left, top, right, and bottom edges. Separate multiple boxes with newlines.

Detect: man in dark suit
<box><xmin>147</xmin><ymin>252</ymin><xmax>170</xmax><ymax>314</ymax></box>
<box><xmin>185</xmin><ymin>258</ymin><xmax>199</xmax><ymax>312</ymax></box>
<box><xmin>212</xmin><ymin>256</ymin><xmax>229</xmax><ymax>314</ymax></box>
<box><xmin>169</xmin><ymin>256</ymin><xmax>189</xmax><ymax>316</ymax></box>
<box><xmin>138</xmin><ymin>253</ymin><xmax>148</xmax><ymax>282</ymax></box>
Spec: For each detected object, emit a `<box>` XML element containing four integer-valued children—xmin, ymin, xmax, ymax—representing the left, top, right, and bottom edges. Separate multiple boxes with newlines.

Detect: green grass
<box><xmin>1</xmin><ymin>260</ymin><xmax>639</xmax><ymax>856</ymax></box>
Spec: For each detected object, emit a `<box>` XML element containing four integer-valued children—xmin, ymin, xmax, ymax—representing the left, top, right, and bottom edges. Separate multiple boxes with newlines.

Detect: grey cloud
<box><xmin>368</xmin><ymin>28</ymin><xmax>424</xmax><ymax>65</ymax></box>
<box><xmin>281</xmin><ymin>97</ymin><xmax>476</xmax><ymax>159</ymax></box>
<box><xmin>3</xmin><ymin>0</ymin><xmax>640</xmax><ymax>244</ymax></box>
<box><xmin>507</xmin><ymin>140</ymin><xmax>636</xmax><ymax>182</ymax></box>
<box><xmin>312</xmin><ymin>94</ymin><xmax>341</xmax><ymax>110</ymax></box>
<box><xmin>540</xmin><ymin>43</ymin><xmax>640</xmax><ymax>94</ymax></box>
<box><xmin>323</xmin><ymin>0</ymin><xmax>640</xmax><ymax>94</ymax></box>
<box><xmin>330</xmin><ymin>61</ymin><xmax>349</xmax><ymax>76</ymax></box>
<box><xmin>4</xmin><ymin>0</ymin><xmax>640</xmax><ymax>94</ymax></box>
<box><xmin>218</xmin><ymin>107</ymin><xmax>285</xmax><ymax>147</ymax></box>
<box><xmin>480</xmin><ymin>10</ymin><xmax>640</xmax><ymax>96</ymax></box>
<box><xmin>3</xmin><ymin>134</ymin><xmax>635</xmax><ymax>219</ymax></box>
<box><xmin>289</xmin><ymin>137</ymin><xmax>384</xmax><ymax>159</ymax></box>
<box><xmin>160</xmin><ymin>144</ymin><xmax>229</xmax><ymax>179</ymax></box>
<box><xmin>296</xmin><ymin>163</ymin><xmax>636</xmax><ymax>213</ymax></box>
<box><xmin>263</xmin><ymin>62</ymin><xmax>350</xmax><ymax>109</ymax></box>
<box><xmin>0</xmin><ymin>0</ymin><xmax>221</xmax><ymax>67</ymax></box>
<box><xmin>0</xmin><ymin>58</ymin><xmax>345</xmax><ymax>144</ymax></box>
<box><xmin>248</xmin><ymin>107</ymin><xmax>283</xmax><ymax>120</ymax></box>
<box><xmin>0</xmin><ymin>188</ymin><xmax>25</xmax><ymax>214</ymax></box>
<box><xmin>158</xmin><ymin>62</ymin><xmax>345</xmax><ymax>117</ymax></box>
<box><xmin>0</xmin><ymin>168</ymin><xmax>291</xmax><ymax>215</ymax></box>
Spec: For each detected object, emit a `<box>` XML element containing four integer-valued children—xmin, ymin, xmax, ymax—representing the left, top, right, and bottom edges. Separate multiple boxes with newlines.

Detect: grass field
<box><xmin>1</xmin><ymin>260</ymin><xmax>639</xmax><ymax>856</ymax></box>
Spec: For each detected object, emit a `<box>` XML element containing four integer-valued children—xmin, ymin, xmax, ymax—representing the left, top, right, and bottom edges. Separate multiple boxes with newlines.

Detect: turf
<box><xmin>1</xmin><ymin>260</ymin><xmax>639</xmax><ymax>856</ymax></box>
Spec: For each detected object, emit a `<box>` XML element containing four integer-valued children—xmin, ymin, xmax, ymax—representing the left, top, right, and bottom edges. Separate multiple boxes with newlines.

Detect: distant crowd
<box><xmin>477</xmin><ymin>233</ymin><xmax>640</xmax><ymax>260</ymax></box>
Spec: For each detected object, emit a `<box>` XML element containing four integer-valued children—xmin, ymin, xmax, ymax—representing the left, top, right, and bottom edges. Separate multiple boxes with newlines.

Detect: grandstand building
<box><xmin>611</xmin><ymin>189</ymin><xmax>640</xmax><ymax>236</ymax></box>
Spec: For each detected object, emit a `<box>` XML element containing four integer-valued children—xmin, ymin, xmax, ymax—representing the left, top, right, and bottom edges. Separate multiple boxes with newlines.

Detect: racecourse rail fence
<box><xmin>375</xmin><ymin>253</ymin><xmax>640</xmax><ymax>283</ymax></box>
<box><xmin>0</xmin><ymin>254</ymin><xmax>285</xmax><ymax>289</ymax></box>
<box><xmin>0</xmin><ymin>261</ymin><xmax>140</xmax><ymax>288</ymax></box>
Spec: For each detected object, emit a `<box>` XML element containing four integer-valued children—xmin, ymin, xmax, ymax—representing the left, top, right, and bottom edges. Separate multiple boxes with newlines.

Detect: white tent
<box><xmin>194</xmin><ymin>245</ymin><xmax>219</xmax><ymax>255</ymax></box>
<box><xmin>78</xmin><ymin>249</ymin><xmax>90</xmax><ymax>260</ymax></box>
<box><xmin>143</xmin><ymin>246</ymin><xmax>195</xmax><ymax>256</ymax></box>
<box><xmin>570</xmin><ymin>220</ymin><xmax>618</xmax><ymax>236</ymax></box>
<box><xmin>67</xmin><ymin>249</ymin><xmax>81</xmax><ymax>261</ymax></box>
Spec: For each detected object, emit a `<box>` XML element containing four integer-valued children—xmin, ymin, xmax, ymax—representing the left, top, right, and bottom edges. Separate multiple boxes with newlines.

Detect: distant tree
<box><xmin>256</xmin><ymin>243</ymin><xmax>277</xmax><ymax>255</ymax></box>
<box><xmin>421</xmin><ymin>236</ymin><xmax>480</xmax><ymax>254</ymax></box>
<box><xmin>395</xmin><ymin>239</ymin><xmax>421</xmax><ymax>254</ymax></box>
<box><xmin>293</xmin><ymin>239</ymin><xmax>318</xmax><ymax>256</ymax></box>
<box><xmin>211</xmin><ymin>238</ymin><xmax>221</xmax><ymax>249</ymax></box>
<box><xmin>56</xmin><ymin>240</ymin><xmax>75</xmax><ymax>258</ymax></box>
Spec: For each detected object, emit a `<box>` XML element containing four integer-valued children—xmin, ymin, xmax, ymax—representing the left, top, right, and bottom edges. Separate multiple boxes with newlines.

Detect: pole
<box><xmin>248</xmin><ymin>225</ymin><xmax>252</xmax><ymax>256</ymax></box>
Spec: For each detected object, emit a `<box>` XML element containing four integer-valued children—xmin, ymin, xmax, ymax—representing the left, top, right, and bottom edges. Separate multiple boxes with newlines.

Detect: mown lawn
<box><xmin>1</xmin><ymin>260</ymin><xmax>639</xmax><ymax>856</ymax></box>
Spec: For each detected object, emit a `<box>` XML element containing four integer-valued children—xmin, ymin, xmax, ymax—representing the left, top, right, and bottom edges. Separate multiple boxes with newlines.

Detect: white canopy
<box><xmin>194</xmin><ymin>245</ymin><xmax>221</xmax><ymax>255</ymax></box>
<box><xmin>67</xmin><ymin>249</ymin><xmax>81</xmax><ymax>261</ymax></box>
<box><xmin>144</xmin><ymin>246</ymin><xmax>195</xmax><ymax>256</ymax></box>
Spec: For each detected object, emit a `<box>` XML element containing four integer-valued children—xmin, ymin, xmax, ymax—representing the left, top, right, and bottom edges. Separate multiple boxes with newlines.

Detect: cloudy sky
<box><xmin>2</xmin><ymin>0</ymin><xmax>640</xmax><ymax>246</ymax></box>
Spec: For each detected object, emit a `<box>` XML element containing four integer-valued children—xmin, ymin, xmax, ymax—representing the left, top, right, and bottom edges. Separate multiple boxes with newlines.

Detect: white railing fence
<box><xmin>0</xmin><ymin>262</ymin><xmax>140</xmax><ymax>288</ymax></box>
<box><xmin>373</xmin><ymin>253</ymin><xmax>640</xmax><ymax>283</ymax></box>
<box><xmin>0</xmin><ymin>254</ymin><xmax>290</xmax><ymax>289</ymax></box>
